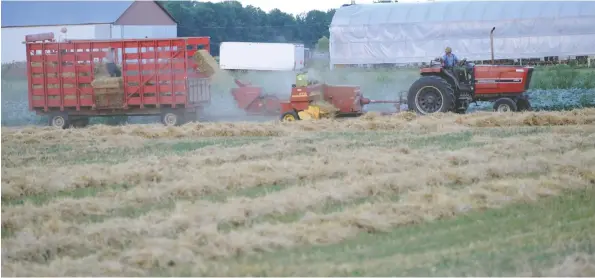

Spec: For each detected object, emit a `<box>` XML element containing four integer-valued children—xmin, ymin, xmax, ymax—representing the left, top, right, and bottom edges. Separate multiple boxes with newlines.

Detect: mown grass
<box><xmin>208</xmin><ymin>189</ymin><xmax>595</xmax><ymax>276</ymax></box>
<box><xmin>2</xmin><ymin>112</ymin><xmax>594</xmax><ymax>277</ymax></box>
<box><xmin>1</xmin><ymin>126</ymin><xmax>554</xmax><ymax>207</ymax></box>
<box><xmin>1</xmin><ymin>136</ymin><xmax>272</xmax><ymax>167</ymax></box>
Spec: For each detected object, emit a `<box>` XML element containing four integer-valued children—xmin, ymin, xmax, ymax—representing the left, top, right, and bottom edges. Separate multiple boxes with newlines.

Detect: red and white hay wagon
<box><xmin>24</xmin><ymin>33</ymin><xmax>212</xmax><ymax>128</ymax></box>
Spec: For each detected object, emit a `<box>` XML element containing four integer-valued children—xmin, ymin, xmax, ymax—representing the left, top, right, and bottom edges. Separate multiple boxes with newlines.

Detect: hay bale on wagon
<box><xmin>92</xmin><ymin>77</ymin><xmax>124</xmax><ymax>108</ymax></box>
<box><xmin>30</xmin><ymin>62</ymin><xmax>58</xmax><ymax>68</ymax></box>
<box><xmin>91</xmin><ymin>77</ymin><xmax>123</xmax><ymax>89</ymax></box>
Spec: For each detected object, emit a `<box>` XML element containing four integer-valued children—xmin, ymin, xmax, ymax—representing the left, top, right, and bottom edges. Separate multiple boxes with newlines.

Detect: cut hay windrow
<box><xmin>195</xmin><ymin>174</ymin><xmax>591</xmax><ymax>267</ymax></box>
<box><xmin>5</xmin><ymin>128</ymin><xmax>590</xmax><ymax>201</ymax></box>
<box><xmin>2</xmin><ymin>134</ymin><xmax>593</xmax><ymax>269</ymax></box>
<box><xmin>543</xmin><ymin>253</ymin><xmax>595</xmax><ymax>277</ymax></box>
<box><xmin>454</xmin><ymin>108</ymin><xmax>595</xmax><ymax>127</ymax></box>
<box><xmin>2</xmin><ymin>109</ymin><xmax>595</xmax><ymax>276</ymax></box>
<box><xmin>3</xmin><ymin>108</ymin><xmax>595</xmax><ymax>142</ymax></box>
<box><xmin>3</xmin><ymin>171</ymin><xmax>593</xmax><ymax>276</ymax></box>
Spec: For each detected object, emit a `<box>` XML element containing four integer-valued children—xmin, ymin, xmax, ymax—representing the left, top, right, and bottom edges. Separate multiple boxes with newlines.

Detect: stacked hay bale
<box><xmin>28</xmin><ymin>60</ymin><xmax>124</xmax><ymax>106</ymax></box>
<box><xmin>30</xmin><ymin>62</ymin><xmax>77</xmax><ymax>99</ymax></box>
<box><xmin>91</xmin><ymin>77</ymin><xmax>124</xmax><ymax>108</ymax></box>
<box><xmin>90</xmin><ymin>59</ymin><xmax>124</xmax><ymax>108</ymax></box>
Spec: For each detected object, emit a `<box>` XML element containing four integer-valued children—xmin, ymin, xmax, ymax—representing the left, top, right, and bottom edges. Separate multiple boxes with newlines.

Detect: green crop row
<box><xmin>324</xmin><ymin>65</ymin><xmax>595</xmax><ymax>90</ymax></box>
<box><xmin>530</xmin><ymin>65</ymin><xmax>595</xmax><ymax>89</ymax></box>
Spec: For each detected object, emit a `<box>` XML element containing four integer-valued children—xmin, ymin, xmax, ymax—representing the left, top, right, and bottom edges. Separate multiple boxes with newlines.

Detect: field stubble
<box><xmin>2</xmin><ymin>109</ymin><xmax>595</xmax><ymax>276</ymax></box>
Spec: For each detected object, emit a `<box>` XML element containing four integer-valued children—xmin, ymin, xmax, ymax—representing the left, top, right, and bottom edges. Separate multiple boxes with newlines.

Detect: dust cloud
<box><xmin>201</xmin><ymin>70</ymin><xmax>296</xmax><ymax>122</ymax></box>
<box><xmin>200</xmin><ymin>66</ymin><xmax>419</xmax><ymax>122</ymax></box>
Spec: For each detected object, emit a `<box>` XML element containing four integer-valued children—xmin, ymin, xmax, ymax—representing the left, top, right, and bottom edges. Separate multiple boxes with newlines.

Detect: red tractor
<box><xmin>407</xmin><ymin>27</ymin><xmax>534</xmax><ymax>114</ymax></box>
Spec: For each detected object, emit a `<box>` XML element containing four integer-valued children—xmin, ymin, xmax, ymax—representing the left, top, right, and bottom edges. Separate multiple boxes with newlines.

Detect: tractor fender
<box><xmin>422</xmin><ymin>70</ymin><xmax>460</xmax><ymax>91</ymax></box>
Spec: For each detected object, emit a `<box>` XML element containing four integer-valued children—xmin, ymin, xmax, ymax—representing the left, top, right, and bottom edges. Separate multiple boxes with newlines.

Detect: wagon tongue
<box><xmin>362</xmin><ymin>96</ymin><xmax>404</xmax><ymax>113</ymax></box>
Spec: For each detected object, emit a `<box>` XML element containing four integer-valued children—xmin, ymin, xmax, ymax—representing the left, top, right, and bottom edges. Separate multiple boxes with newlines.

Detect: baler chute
<box><xmin>191</xmin><ymin>50</ymin><xmax>281</xmax><ymax>116</ymax></box>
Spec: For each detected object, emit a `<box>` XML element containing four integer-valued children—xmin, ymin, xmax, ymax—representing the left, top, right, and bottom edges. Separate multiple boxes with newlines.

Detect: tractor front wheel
<box><xmin>408</xmin><ymin>76</ymin><xmax>455</xmax><ymax>115</ymax></box>
<box><xmin>280</xmin><ymin>110</ymin><xmax>300</xmax><ymax>122</ymax></box>
<box><xmin>493</xmin><ymin>98</ymin><xmax>517</xmax><ymax>112</ymax></box>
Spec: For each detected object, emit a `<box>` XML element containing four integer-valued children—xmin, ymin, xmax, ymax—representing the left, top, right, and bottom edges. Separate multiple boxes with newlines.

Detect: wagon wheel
<box><xmin>49</xmin><ymin>113</ymin><xmax>70</xmax><ymax>129</ymax></box>
<box><xmin>161</xmin><ymin>112</ymin><xmax>184</xmax><ymax>126</ymax></box>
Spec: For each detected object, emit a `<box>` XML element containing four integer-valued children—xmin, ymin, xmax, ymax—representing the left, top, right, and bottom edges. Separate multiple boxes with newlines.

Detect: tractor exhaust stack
<box><xmin>490</xmin><ymin>27</ymin><xmax>496</xmax><ymax>65</ymax></box>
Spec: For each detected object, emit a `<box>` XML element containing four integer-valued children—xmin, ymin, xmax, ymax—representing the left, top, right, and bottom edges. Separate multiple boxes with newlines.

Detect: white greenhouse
<box><xmin>329</xmin><ymin>1</ymin><xmax>595</xmax><ymax>67</ymax></box>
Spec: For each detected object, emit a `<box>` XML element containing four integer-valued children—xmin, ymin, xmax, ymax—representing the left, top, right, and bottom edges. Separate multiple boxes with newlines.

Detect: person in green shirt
<box><xmin>296</xmin><ymin>71</ymin><xmax>308</xmax><ymax>87</ymax></box>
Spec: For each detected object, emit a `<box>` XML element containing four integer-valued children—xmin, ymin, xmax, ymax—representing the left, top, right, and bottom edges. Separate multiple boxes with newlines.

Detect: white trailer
<box><xmin>219</xmin><ymin>42</ymin><xmax>305</xmax><ymax>71</ymax></box>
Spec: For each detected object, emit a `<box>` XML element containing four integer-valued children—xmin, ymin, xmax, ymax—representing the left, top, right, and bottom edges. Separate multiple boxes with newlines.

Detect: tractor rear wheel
<box><xmin>408</xmin><ymin>76</ymin><xmax>455</xmax><ymax>115</ymax></box>
<box><xmin>280</xmin><ymin>110</ymin><xmax>300</xmax><ymax>122</ymax></box>
<box><xmin>493</xmin><ymin>98</ymin><xmax>517</xmax><ymax>112</ymax></box>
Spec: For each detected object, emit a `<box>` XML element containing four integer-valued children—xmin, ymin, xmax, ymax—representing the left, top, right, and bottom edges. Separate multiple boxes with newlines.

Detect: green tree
<box><xmin>316</xmin><ymin>36</ymin><xmax>330</xmax><ymax>52</ymax></box>
<box><xmin>159</xmin><ymin>0</ymin><xmax>336</xmax><ymax>55</ymax></box>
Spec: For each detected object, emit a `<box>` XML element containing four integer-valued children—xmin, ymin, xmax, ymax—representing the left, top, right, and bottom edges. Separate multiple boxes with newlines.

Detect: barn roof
<box><xmin>329</xmin><ymin>0</ymin><xmax>595</xmax><ymax>64</ymax></box>
<box><xmin>1</xmin><ymin>0</ymin><xmax>177</xmax><ymax>28</ymax></box>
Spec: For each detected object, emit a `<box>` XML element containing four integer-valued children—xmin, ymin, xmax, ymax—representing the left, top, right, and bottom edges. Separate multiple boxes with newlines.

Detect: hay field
<box><xmin>2</xmin><ymin>109</ymin><xmax>595</xmax><ymax>276</ymax></box>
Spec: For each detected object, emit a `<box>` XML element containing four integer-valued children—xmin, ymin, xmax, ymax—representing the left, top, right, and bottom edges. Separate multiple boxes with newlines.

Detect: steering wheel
<box><xmin>430</xmin><ymin>57</ymin><xmax>442</xmax><ymax>67</ymax></box>
<box><xmin>459</xmin><ymin>58</ymin><xmax>467</xmax><ymax>66</ymax></box>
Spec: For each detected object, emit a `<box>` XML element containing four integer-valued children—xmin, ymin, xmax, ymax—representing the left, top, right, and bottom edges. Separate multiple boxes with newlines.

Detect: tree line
<box><xmin>159</xmin><ymin>0</ymin><xmax>336</xmax><ymax>56</ymax></box>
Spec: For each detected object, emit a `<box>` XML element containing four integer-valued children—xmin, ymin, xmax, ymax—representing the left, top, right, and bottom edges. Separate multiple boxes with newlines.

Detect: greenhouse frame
<box><xmin>329</xmin><ymin>1</ymin><xmax>595</xmax><ymax>67</ymax></box>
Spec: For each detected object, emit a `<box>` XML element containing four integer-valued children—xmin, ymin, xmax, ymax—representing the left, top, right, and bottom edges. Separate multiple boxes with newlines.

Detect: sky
<box><xmin>210</xmin><ymin>0</ymin><xmax>428</xmax><ymax>15</ymax></box>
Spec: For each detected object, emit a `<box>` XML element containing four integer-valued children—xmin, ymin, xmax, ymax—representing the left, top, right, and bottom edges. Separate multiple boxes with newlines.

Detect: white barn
<box><xmin>1</xmin><ymin>0</ymin><xmax>178</xmax><ymax>63</ymax></box>
<box><xmin>329</xmin><ymin>1</ymin><xmax>595</xmax><ymax>67</ymax></box>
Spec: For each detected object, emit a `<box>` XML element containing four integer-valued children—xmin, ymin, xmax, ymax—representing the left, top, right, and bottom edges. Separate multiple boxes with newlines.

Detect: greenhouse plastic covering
<box><xmin>329</xmin><ymin>1</ymin><xmax>595</xmax><ymax>65</ymax></box>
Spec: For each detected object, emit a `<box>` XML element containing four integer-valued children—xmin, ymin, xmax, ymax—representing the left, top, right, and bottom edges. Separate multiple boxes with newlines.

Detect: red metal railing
<box><xmin>25</xmin><ymin>36</ymin><xmax>211</xmax><ymax>112</ymax></box>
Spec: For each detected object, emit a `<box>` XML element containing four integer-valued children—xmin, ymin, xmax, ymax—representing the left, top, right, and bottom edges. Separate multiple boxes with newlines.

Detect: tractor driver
<box><xmin>442</xmin><ymin>46</ymin><xmax>472</xmax><ymax>83</ymax></box>
<box><xmin>442</xmin><ymin>47</ymin><xmax>459</xmax><ymax>69</ymax></box>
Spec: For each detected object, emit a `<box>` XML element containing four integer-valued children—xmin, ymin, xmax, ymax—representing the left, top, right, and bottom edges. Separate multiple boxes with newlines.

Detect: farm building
<box><xmin>1</xmin><ymin>0</ymin><xmax>178</xmax><ymax>62</ymax></box>
<box><xmin>329</xmin><ymin>1</ymin><xmax>595</xmax><ymax>67</ymax></box>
